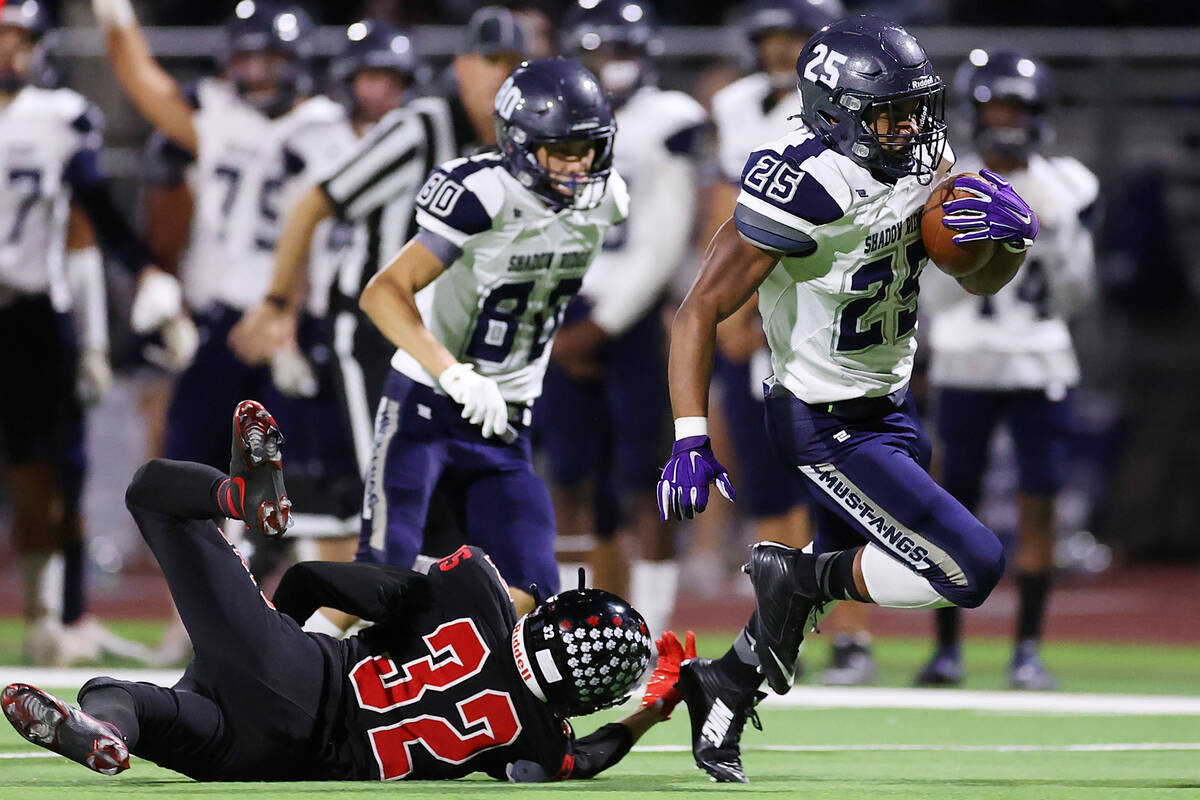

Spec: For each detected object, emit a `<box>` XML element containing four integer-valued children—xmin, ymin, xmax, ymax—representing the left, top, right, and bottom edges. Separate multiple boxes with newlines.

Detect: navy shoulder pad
<box><xmin>739</xmin><ymin>147</ymin><xmax>845</xmax><ymax>226</ymax></box>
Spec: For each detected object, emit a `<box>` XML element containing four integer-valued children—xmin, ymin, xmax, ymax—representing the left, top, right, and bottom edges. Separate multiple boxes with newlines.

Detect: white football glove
<box><xmin>144</xmin><ymin>314</ymin><xmax>199</xmax><ymax>373</ymax></box>
<box><xmin>131</xmin><ymin>270</ymin><xmax>183</xmax><ymax>335</ymax></box>
<box><xmin>438</xmin><ymin>363</ymin><xmax>509</xmax><ymax>439</ymax></box>
<box><xmin>76</xmin><ymin>348</ymin><xmax>112</xmax><ymax>405</ymax></box>
<box><xmin>91</xmin><ymin>0</ymin><xmax>136</xmax><ymax>29</ymax></box>
<box><xmin>270</xmin><ymin>344</ymin><xmax>318</xmax><ymax>398</ymax></box>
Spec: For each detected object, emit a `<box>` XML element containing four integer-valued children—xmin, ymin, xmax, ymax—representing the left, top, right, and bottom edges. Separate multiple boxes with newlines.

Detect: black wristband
<box><xmin>264</xmin><ymin>293</ymin><xmax>289</xmax><ymax>311</ymax></box>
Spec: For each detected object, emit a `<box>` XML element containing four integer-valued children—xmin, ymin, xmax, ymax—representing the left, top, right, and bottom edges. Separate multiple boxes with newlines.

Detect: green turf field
<box><xmin>2</xmin><ymin>620</ymin><xmax>1198</xmax><ymax>799</ymax></box>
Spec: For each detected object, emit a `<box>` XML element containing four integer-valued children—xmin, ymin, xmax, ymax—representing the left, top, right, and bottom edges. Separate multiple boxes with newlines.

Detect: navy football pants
<box><xmin>764</xmin><ymin>386</ymin><xmax>1005</xmax><ymax>608</ymax></box>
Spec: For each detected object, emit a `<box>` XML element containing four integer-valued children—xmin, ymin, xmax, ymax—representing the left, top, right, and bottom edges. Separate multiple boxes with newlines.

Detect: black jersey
<box><xmin>319</xmin><ymin>546</ymin><xmax>571</xmax><ymax>781</ymax></box>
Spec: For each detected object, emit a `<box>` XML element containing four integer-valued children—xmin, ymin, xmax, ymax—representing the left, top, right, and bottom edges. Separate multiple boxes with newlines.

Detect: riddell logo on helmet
<box><xmin>910</xmin><ymin>74</ymin><xmax>937</xmax><ymax>90</ymax></box>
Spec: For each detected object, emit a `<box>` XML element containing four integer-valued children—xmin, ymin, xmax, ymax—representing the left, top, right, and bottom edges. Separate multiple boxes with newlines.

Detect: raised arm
<box><xmin>92</xmin><ymin>0</ymin><xmax>198</xmax><ymax>154</ymax></box>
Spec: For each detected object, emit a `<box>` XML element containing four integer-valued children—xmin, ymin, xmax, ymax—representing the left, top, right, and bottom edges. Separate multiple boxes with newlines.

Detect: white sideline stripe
<box><xmin>756</xmin><ymin>686</ymin><xmax>1200</xmax><ymax>715</ymax></box>
<box><xmin>3</xmin><ymin>668</ymin><xmax>1198</xmax><ymax>716</ymax></box>
<box><xmin>5</xmin><ymin>743</ymin><xmax>1200</xmax><ymax>761</ymax></box>
<box><xmin>634</xmin><ymin>743</ymin><xmax>1200</xmax><ymax>754</ymax></box>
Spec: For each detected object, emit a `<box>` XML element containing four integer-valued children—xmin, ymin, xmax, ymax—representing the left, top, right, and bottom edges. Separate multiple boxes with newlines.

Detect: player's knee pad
<box><xmin>125</xmin><ymin>458</ymin><xmax>170</xmax><ymax>511</ymax></box>
<box><xmin>951</xmin><ymin>524</ymin><xmax>1006</xmax><ymax>609</ymax></box>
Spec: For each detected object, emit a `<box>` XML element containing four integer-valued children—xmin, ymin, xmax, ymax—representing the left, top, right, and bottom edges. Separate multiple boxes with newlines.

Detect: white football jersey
<box><xmin>711</xmin><ymin>72</ymin><xmax>802</xmax><ymax>183</ymax></box>
<box><xmin>180</xmin><ymin>79</ymin><xmax>356</xmax><ymax>311</ymax></box>
<box><xmin>923</xmin><ymin>152</ymin><xmax>1099</xmax><ymax>391</ymax></box>
<box><xmin>579</xmin><ymin>86</ymin><xmax>705</xmax><ymax>335</ymax></box>
<box><xmin>0</xmin><ymin>86</ymin><xmax>99</xmax><ymax>306</ymax></box>
<box><xmin>735</xmin><ymin>124</ymin><xmax>953</xmax><ymax>404</ymax></box>
<box><xmin>393</xmin><ymin>152</ymin><xmax>629</xmax><ymax>403</ymax></box>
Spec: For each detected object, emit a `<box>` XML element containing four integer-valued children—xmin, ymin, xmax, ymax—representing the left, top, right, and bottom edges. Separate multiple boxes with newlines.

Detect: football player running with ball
<box><xmin>656</xmin><ymin>16</ymin><xmax>1039</xmax><ymax>782</ymax></box>
<box><xmin>3</xmin><ymin>400</ymin><xmax>692</xmax><ymax>783</ymax></box>
<box><xmin>357</xmin><ymin>58</ymin><xmax>627</xmax><ymax>610</ymax></box>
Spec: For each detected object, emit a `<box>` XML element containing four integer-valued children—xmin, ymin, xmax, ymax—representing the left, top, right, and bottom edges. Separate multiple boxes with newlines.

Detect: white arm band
<box><xmin>65</xmin><ymin>247</ymin><xmax>108</xmax><ymax>352</ymax></box>
<box><xmin>673</xmin><ymin>416</ymin><xmax>708</xmax><ymax>440</ymax></box>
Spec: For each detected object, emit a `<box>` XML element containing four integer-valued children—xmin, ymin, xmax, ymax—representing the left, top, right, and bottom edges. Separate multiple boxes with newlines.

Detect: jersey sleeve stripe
<box><xmin>735</xmin><ymin>191</ymin><xmax>823</xmax><ymax>238</ymax></box>
<box><xmin>415</xmin><ymin>210</ymin><xmax>472</xmax><ymax>248</ymax></box>
<box><xmin>733</xmin><ymin>203</ymin><xmax>818</xmax><ymax>256</ymax></box>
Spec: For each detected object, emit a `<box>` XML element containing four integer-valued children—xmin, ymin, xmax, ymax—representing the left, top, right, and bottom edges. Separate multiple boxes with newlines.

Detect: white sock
<box><xmin>860</xmin><ymin>544</ymin><xmax>954</xmax><ymax>609</ymax></box>
<box><xmin>630</xmin><ymin>560</ymin><xmax>679</xmax><ymax>639</ymax></box>
<box><xmin>303</xmin><ymin>610</ymin><xmax>346</xmax><ymax>637</ymax></box>
<box><xmin>20</xmin><ymin>552</ymin><xmax>54</xmax><ymax>621</ymax></box>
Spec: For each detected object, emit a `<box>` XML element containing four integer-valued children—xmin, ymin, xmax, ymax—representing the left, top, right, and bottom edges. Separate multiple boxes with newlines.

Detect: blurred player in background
<box><xmin>357</xmin><ymin>57</ymin><xmax>627</xmax><ymax>613</ymax></box>
<box><xmin>0</xmin><ymin>0</ymin><xmax>179</xmax><ymax>664</ymax></box>
<box><xmin>225</xmin><ymin>18</ymin><xmax>432</xmax><ymax>574</ymax></box>
<box><xmin>539</xmin><ymin>0</ymin><xmax>706</xmax><ymax>638</ymax></box>
<box><xmin>658</xmin><ymin>16</ymin><xmax>1037</xmax><ymax>781</ymax></box>
<box><xmin>915</xmin><ymin>51</ymin><xmax>1098</xmax><ymax>690</ymax></box>
<box><xmin>707</xmin><ymin>0</ymin><xmax>877</xmax><ymax>685</ymax></box>
<box><xmin>3</xmin><ymin>401</ymin><xmax>676</xmax><ymax>783</ymax></box>
<box><xmin>228</xmin><ymin>7</ymin><xmax>525</xmax><ymax>634</ymax></box>
<box><xmin>92</xmin><ymin>0</ymin><xmax>360</xmax><ymax>540</ymax></box>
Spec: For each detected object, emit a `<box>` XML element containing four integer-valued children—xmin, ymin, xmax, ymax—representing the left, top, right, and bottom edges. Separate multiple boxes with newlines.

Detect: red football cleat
<box><xmin>230</xmin><ymin>400</ymin><xmax>292</xmax><ymax>538</ymax></box>
<box><xmin>2</xmin><ymin>683</ymin><xmax>129</xmax><ymax>776</ymax></box>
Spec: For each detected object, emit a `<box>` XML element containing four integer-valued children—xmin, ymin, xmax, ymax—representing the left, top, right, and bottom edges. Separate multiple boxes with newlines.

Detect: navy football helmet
<box><xmin>512</xmin><ymin>583</ymin><xmax>652</xmax><ymax>717</ymax></box>
<box><xmin>562</xmin><ymin>0</ymin><xmax>661</xmax><ymax>105</ymax></box>
<box><xmin>494</xmin><ymin>57</ymin><xmax>617</xmax><ymax>211</ymax></box>
<box><xmin>745</xmin><ymin>0</ymin><xmax>845</xmax><ymax>42</ymax></box>
<box><xmin>224</xmin><ymin>0</ymin><xmax>314</xmax><ymax>118</ymax></box>
<box><xmin>0</xmin><ymin>0</ymin><xmax>51</xmax><ymax>93</ymax></box>
<box><xmin>796</xmin><ymin>14</ymin><xmax>947</xmax><ymax>183</ymax></box>
<box><xmin>956</xmin><ymin>50</ymin><xmax>1052</xmax><ymax>160</ymax></box>
<box><xmin>330</xmin><ymin>19</ymin><xmax>421</xmax><ymax>121</ymax></box>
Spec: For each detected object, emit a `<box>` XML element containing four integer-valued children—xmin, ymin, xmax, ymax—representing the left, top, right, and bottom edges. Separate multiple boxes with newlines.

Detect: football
<box><xmin>921</xmin><ymin>172</ymin><xmax>996</xmax><ymax>277</ymax></box>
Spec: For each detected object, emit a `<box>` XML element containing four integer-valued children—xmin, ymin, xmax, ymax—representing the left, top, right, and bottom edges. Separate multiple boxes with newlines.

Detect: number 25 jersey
<box><xmin>734</xmin><ymin>124</ymin><xmax>951</xmax><ymax>404</ymax></box>
<box><xmin>394</xmin><ymin>152</ymin><xmax>629</xmax><ymax>404</ymax></box>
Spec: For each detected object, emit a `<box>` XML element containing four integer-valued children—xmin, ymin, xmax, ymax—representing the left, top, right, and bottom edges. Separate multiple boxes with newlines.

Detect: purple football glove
<box><xmin>941</xmin><ymin>168</ymin><xmax>1039</xmax><ymax>251</ymax></box>
<box><xmin>657</xmin><ymin>436</ymin><xmax>736</xmax><ymax>521</ymax></box>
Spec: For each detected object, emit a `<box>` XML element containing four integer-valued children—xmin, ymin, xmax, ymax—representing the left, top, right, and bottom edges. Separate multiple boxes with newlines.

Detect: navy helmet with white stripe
<box><xmin>956</xmin><ymin>50</ymin><xmax>1052</xmax><ymax>160</ymax></box>
<box><xmin>0</xmin><ymin>0</ymin><xmax>51</xmax><ymax>93</ymax></box>
<box><xmin>493</xmin><ymin>57</ymin><xmax>616</xmax><ymax>210</ymax></box>
<box><xmin>562</xmin><ymin>0</ymin><xmax>661</xmax><ymax>105</ymax></box>
<box><xmin>796</xmin><ymin>14</ymin><xmax>947</xmax><ymax>183</ymax></box>
<box><xmin>512</xmin><ymin>579</ymin><xmax>652</xmax><ymax>718</ymax></box>
<box><xmin>224</xmin><ymin>0</ymin><xmax>315</xmax><ymax>118</ymax></box>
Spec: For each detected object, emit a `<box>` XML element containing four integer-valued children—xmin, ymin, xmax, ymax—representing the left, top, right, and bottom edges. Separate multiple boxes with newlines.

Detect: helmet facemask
<box><xmin>853</xmin><ymin>85</ymin><xmax>948</xmax><ymax>184</ymax></box>
<box><xmin>496</xmin><ymin>119</ymin><xmax>616</xmax><ymax>211</ymax></box>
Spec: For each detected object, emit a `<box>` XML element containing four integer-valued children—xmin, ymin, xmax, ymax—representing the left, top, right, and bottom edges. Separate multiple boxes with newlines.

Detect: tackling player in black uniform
<box><xmin>2</xmin><ymin>400</ymin><xmax>678</xmax><ymax>782</ymax></box>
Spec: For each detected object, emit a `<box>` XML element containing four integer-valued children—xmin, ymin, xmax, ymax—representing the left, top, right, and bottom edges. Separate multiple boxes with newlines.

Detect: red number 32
<box><xmin>349</xmin><ymin>618</ymin><xmax>522</xmax><ymax>780</ymax></box>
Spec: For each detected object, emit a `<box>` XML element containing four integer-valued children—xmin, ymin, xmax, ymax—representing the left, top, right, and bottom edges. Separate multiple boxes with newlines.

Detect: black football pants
<box><xmin>78</xmin><ymin>459</ymin><xmax>332</xmax><ymax>781</ymax></box>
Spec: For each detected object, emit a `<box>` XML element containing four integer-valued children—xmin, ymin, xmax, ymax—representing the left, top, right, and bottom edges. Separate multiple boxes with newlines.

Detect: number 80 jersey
<box><xmin>733</xmin><ymin>125</ymin><xmax>951</xmax><ymax>404</ymax></box>
<box><xmin>395</xmin><ymin>153</ymin><xmax>628</xmax><ymax>404</ymax></box>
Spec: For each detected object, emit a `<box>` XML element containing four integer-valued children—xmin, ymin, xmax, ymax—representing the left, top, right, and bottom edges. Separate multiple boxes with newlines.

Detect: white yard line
<box><xmin>758</xmin><ymin>686</ymin><xmax>1200</xmax><ymax>715</ymax></box>
<box><xmin>5</xmin><ymin>743</ymin><xmax>1200</xmax><ymax>761</ymax></box>
<box><xmin>635</xmin><ymin>742</ymin><xmax>1200</xmax><ymax>753</ymax></box>
<box><xmin>2</xmin><ymin>666</ymin><xmax>1198</xmax><ymax>717</ymax></box>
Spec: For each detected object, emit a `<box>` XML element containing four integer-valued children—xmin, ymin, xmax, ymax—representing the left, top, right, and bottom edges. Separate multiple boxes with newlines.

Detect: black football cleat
<box><xmin>2</xmin><ymin>683</ymin><xmax>129</xmax><ymax>775</ymax></box>
<box><xmin>744</xmin><ymin>541</ymin><xmax>824</xmax><ymax>695</ymax></box>
<box><xmin>676</xmin><ymin>658</ymin><xmax>764</xmax><ymax>783</ymax></box>
<box><xmin>230</xmin><ymin>400</ymin><xmax>292</xmax><ymax>539</ymax></box>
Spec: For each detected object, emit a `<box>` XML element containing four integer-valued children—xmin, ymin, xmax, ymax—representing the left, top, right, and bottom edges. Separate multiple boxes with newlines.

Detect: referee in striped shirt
<box><xmin>231</xmin><ymin>6</ymin><xmax>528</xmax><ymax>472</ymax></box>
